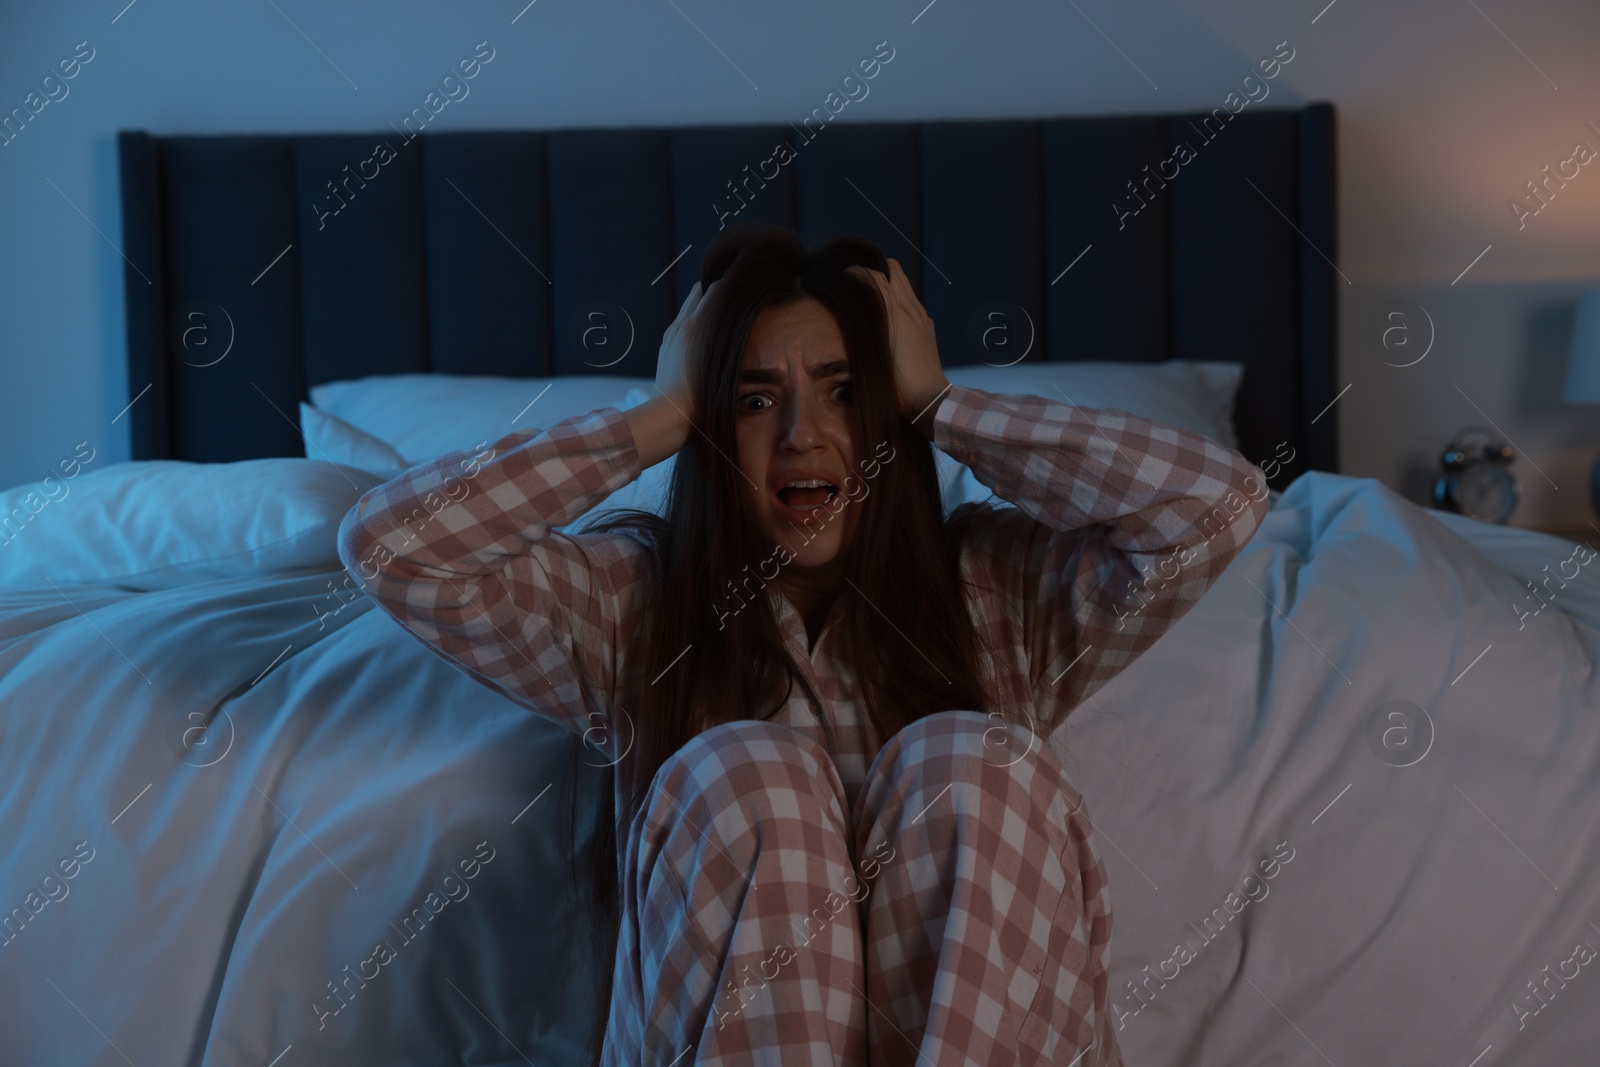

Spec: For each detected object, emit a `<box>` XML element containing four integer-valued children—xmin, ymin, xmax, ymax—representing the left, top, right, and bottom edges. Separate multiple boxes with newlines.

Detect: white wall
<box><xmin>2</xmin><ymin>0</ymin><xmax>1597</xmax><ymax>526</ymax></box>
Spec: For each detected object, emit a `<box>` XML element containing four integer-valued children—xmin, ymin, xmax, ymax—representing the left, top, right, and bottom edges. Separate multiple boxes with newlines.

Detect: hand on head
<box><xmin>656</xmin><ymin>279</ymin><xmax>722</xmax><ymax>418</ymax></box>
<box><xmin>846</xmin><ymin>258</ymin><xmax>950</xmax><ymax>425</ymax></box>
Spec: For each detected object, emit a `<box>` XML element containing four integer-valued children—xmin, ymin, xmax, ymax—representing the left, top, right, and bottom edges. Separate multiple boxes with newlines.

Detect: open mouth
<box><xmin>774</xmin><ymin>479</ymin><xmax>839</xmax><ymax>516</ymax></box>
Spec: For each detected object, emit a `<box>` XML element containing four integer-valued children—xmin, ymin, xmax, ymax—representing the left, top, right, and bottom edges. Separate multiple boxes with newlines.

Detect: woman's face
<box><xmin>734</xmin><ymin>297</ymin><xmax>863</xmax><ymax>574</ymax></box>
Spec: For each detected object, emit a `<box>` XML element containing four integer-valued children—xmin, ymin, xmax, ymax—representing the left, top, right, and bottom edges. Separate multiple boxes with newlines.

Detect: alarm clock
<box><xmin>1432</xmin><ymin>426</ymin><xmax>1519</xmax><ymax>523</ymax></box>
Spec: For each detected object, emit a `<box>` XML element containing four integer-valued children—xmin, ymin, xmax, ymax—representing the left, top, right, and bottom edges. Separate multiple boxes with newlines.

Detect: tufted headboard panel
<box><xmin>117</xmin><ymin>104</ymin><xmax>1338</xmax><ymax>482</ymax></box>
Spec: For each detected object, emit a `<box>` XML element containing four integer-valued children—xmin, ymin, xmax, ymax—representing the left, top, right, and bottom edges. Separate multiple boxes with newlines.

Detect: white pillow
<box><xmin>299</xmin><ymin>403</ymin><xmax>411</xmax><ymax>477</ymax></box>
<box><xmin>302</xmin><ymin>360</ymin><xmax>1244</xmax><ymax>522</ymax></box>
<box><xmin>299</xmin><ymin>387</ymin><xmax>675</xmax><ymax>533</ymax></box>
<box><xmin>945</xmin><ymin>360</ymin><xmax>1242</xmax><ymax>447</ymax></box>
<box><xmin>0</xmin><ymin>458</ymin><xmax>386</xmax><ymax>591</ymax></box>
<box><xmin>309</xmin><ymin>374</ymin><xmax>656</xmax><ymax>464</ymax></box>
<box><xmin>938</xmin><ymin>360</ymin><xmax>1244</xmax><ymax>511</ymax></box>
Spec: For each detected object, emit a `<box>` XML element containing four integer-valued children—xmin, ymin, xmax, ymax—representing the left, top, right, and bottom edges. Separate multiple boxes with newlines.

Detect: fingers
<box><xmin>884</xmin><ymin>259</ymin><xmax>913</xmax><ymax>303</ymax></box>
<box><xmin>849</xmin><ymin>260</ymin><xmax>906</xmax><ymax>304</ymax></box>
<box><xmin>667</xmin><ymin>286</ymin><xmax>699</xmax><ymax>346</ymax></box>
<box><xmin>667</xmin><ymin>285</ymin><xmax>695</xmax><ymax>335</ymax></box>
<box><xmin>695</xmin><ymin>278</ymin><xmax>720</xmax><ymax>312</ymax></box>
<box><xmin>682</xmin><ymin>278</ymin><xmax>721</xmax><ymax>324</ymax></box>
<box><xmin>847</xmin><ymin>264</ymin><xmax>893</xmax><ymax>316</ymax></box>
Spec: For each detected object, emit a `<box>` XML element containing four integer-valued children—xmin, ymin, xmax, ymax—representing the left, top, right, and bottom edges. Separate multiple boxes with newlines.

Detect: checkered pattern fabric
<box><xmin>601</xmin><ymin>710</ymin><xmax>1117</xmax><ymax>1066</ymax></box>
<box><xmin>337</xmin><ymin>383</ymin><xmax>1268</xmax><ymax>1063</ymax></box>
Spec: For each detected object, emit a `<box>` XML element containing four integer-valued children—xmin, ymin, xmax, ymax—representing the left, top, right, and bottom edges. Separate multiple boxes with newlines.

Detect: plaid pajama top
<box><xmin>337</xmin><ymin>382</ymin><xmax>1265</xmax><ymax>827</ymax></box>
<box><xmin>337</xmin><ymin>384</ymin><xmax>1267</xmax><ymax>1060</ymax></box>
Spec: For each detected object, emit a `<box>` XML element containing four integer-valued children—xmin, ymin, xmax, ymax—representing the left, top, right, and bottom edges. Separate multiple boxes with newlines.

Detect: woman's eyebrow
<box><xmin>740</xmin><ymin>359</ymin><xmax>852</xmax><ymax>384</ymax></box>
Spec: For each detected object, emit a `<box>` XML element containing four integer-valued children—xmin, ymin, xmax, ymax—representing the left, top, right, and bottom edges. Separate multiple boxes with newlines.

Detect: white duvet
<box><xmin>0</xmin><ymin>467</ymin><xmax>1596</xmax><ymax>1066</ymax></box>
<box><xmin>1067</xmin><ymin>473</ymin><xmax>1600</xmax><ymax>1067</ymax></box>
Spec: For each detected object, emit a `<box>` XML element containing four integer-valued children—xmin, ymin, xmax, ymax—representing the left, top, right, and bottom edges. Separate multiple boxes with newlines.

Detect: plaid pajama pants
<box><xmin>601</xmin><ymin>710</ymin><xmax>1123</xmax><ymax>1066</ymax></box>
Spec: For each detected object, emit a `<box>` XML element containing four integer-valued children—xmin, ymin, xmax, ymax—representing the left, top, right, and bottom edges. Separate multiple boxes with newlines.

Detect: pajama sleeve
<box><xmin>335</xmin><ymin>405</ymin><xmax>653</xmax><ymax>743</ymax></box>
<box><xmin>932</xmin><ymin>383</ymin><xmax>1270</xmax><ymax>734</ymax></box>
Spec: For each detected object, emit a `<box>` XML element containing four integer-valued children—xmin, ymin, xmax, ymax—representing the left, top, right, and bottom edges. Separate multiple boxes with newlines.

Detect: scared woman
<box><xmin>338</xmin><ymin>224</ymin><xmax>1269</xmax><ymax>1065</ymax></box>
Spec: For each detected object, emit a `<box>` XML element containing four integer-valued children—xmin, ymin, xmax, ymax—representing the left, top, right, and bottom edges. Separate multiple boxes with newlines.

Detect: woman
<box><xmin>337</xmin><ymin>224</ymin><xmax>1270</xmax><ymax>1065</ymax></box>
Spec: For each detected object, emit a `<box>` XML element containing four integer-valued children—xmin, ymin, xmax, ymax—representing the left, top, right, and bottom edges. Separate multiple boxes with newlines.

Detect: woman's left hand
<box><xmin>849</xmin><ymin>258</ymin><xmax>950</xmax><ymax>429</ymax></box>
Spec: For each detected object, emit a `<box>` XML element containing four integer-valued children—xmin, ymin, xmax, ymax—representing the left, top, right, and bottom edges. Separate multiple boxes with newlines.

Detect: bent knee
<box><xmin>882</xmin><ymin>708</ymin><xmax>1045</xmax><ymax>769</ymax></box>
<box><xmin>663</xmin><ymin>718</ymin><xmax>831</xmax><ymax>779</ymax></box>
<box><xmin>649</xmin><ymin>718</ymin><xmax>844</xmax><ymax>823</ymax></box>
<box><xmin>868</xmin><ymin>708</ymin><xmax>1073</xmax><ymax>809</ymax></box>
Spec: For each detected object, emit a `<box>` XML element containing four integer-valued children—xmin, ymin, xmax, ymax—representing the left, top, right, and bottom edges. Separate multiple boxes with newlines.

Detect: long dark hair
<box><xmin>563</xmin><ymin>224</ymin><xmax>1003</xmax><ymax>1062</ymax></box>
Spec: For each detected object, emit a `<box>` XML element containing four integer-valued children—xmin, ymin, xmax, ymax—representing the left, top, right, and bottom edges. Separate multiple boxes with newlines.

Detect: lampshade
<box><xmin>1565</xmin><ymin>289</ymin><xmax>1600</xmax><ymax>404</ymax></box>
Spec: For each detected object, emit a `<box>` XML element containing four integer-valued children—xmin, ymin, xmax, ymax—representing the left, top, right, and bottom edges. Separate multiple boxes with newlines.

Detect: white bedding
<box><xmin>1063</xmin><ymin>473</ymin><xmax>1600</xmax><ymax>1066</ymax></box>
<box><xmin>1</xmin><ymin>466</ymin><xmax>1596</xmax><ymax>1066</ymax></box>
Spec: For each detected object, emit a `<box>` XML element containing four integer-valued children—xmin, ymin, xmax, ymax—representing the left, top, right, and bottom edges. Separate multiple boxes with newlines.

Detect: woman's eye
<box><xmin>832</xmin><ymin>382</ymin><xmax>854</xmax><ymax>403</ymax></box>
<box><xmin>738</xmin><ymin>392</ymin><xmax>771</xmax><ymax>412</ymax></box>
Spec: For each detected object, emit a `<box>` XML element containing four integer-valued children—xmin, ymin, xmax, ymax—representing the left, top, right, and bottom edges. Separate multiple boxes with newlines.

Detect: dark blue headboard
<box><xmin>118</xmin><ymin>105</ymin><xmax>1337</xmax><ymax>483</ymax></box>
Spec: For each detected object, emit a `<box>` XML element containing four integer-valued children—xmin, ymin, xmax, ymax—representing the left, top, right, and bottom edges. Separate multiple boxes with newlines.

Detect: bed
<box><xmin>4</xmin><ymin>104</ymin><xmax>1599</xmax><ymax>1066</ymax></box>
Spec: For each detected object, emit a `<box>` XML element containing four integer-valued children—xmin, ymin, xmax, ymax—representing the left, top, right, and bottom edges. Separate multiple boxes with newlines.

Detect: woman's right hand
<box><xmin>625</xmin><ymin>279</ymin><xmax>719</xmax><ymax>470</ymax></box>
<box><xmin>654</xmin><ymin>279</ymin><xmax>719</xmax><ymax>415</ymax></box>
